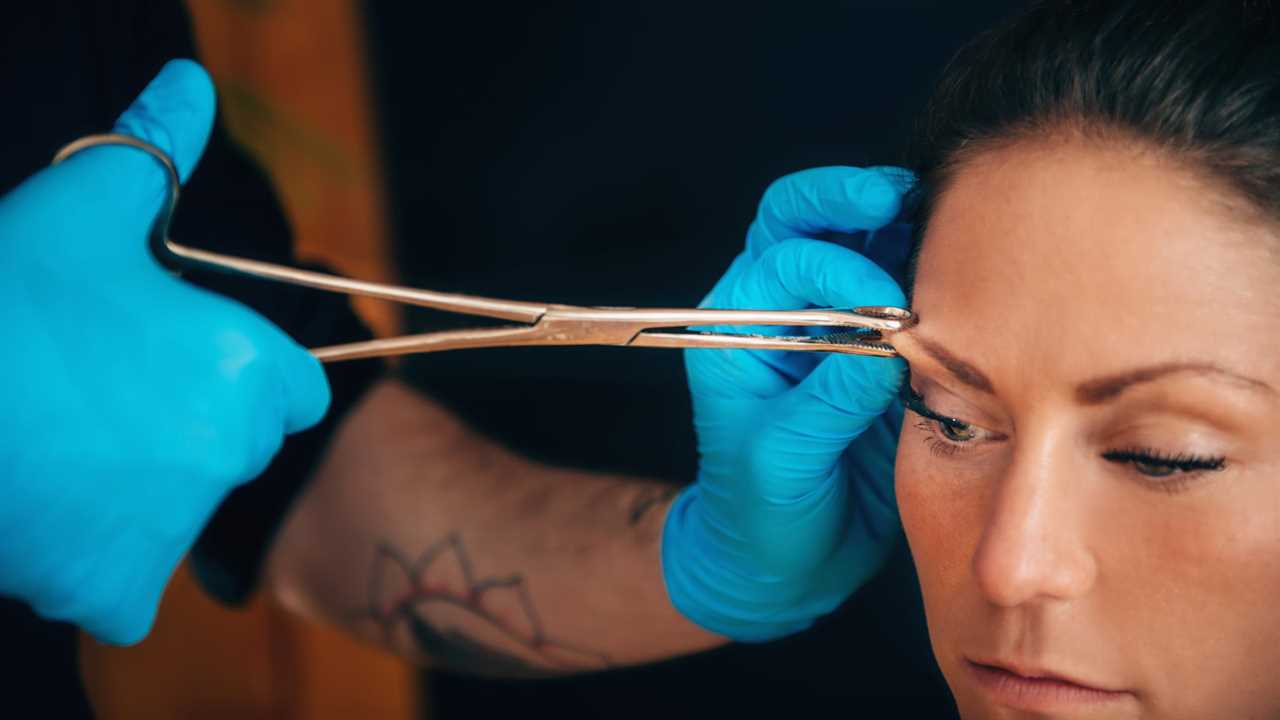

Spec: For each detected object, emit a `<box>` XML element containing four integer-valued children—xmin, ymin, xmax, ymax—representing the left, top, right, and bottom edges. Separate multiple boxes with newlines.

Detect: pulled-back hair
<box><xmin>906</xmin><ymin>0</ymin><xmax>1280</xmax><ymax>268</ymax></box>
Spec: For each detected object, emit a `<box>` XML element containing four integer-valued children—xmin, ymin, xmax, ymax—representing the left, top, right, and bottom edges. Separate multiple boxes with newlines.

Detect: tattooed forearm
<box><xmin>266</xmin><ymin>381</ymin><xmax>723</xmax><ymax>676</ymax></box>
<box><xmin>362</xmin><ymin>534</ymin><xmax>613</xmax><ymax>677</ymax></box>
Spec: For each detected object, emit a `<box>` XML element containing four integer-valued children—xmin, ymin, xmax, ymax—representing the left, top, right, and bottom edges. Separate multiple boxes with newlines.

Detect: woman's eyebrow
<box><xmin>908</xmin><ymin>337</ymin><xmax>1274</xmax><ymax>404</ymax></box>
<box><xmin>912</xmin><ymin>336</ymin><xmax>996</xmax><ymax>394</ymax></box>
<box><xmin>1074</xmin><ymin>362</ymin><xmax>1275</xmax><ymax>404</ymax></box>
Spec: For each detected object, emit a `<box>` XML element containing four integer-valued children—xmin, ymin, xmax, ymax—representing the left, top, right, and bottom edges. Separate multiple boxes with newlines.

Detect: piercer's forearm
<box><xmin>264</xmin><ymin>378</ymin><xmax>723</xmax><ymax>676</ymax></box>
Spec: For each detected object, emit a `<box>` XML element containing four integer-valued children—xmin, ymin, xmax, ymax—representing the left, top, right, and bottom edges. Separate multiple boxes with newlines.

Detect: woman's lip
<box><xmin>965</xmin><ymin>658</ymin><xmax>1132</xmax><ymax>712</ymax></box>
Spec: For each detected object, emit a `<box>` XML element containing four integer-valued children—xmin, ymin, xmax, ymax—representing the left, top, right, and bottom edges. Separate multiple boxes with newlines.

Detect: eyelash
<box><xmin>900</xmin><ymin>384</ymin><xmax>995</xmax><ymax>459</ymax></box>
<box><xmin>913</xmin><ymin>420</ymin><xmax>969</xmax><ymax>457</ymax></box>
<box><xmin>1100</xmin><ymin>448</ymin><xmax>1226</xmax><ymax>493</ymax></box>
<box><xmin>900</xmin><ymin>383</ymin><xmax>1228</xmax><ymax>490</ymax></box>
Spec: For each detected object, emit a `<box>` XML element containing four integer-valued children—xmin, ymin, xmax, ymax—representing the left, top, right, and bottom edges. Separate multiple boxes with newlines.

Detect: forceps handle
<box><xmin>53</xmin><ymin>133</ymin><xmax>549</xmax><ymax>324</ymax></box>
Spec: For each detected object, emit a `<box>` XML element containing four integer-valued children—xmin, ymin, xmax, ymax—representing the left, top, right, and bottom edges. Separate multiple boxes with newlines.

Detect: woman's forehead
<box><xmin>911</xmin><ymin>139</ymin><xmax>1280</xmax><ymax>387</ymax></box>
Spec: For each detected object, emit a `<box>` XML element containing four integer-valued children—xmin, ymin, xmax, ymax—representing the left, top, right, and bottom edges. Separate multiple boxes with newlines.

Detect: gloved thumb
<box><xmin>112</xmin><ymin>59</ymin><xmax>216</xmax><ymax>184</ymax></box>
<box><xmin>29</xmin><ymin>59</ymin><xmax>216</xmax><ymax>266</ymax></box>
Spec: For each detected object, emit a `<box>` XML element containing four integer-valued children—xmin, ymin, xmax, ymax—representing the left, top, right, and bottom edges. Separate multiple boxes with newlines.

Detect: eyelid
<box><xmin>903</xmin><ymin>371</ymin><xmax>1008</xmax><ymax>436</ymax></box>
<box><xmin>902</xmin><ymin>384</ymin><xmax>962</xmax><ymax>425</ymax></box>
<box><xmin>1098</xmin><ymin>390</ymin><xmax>1261</xmax><ymax>441</ymax></box>
<box><xmin>902</xmin><ymin>382</ymin><xmax>1006</xmax><ymax>440</ymax></box>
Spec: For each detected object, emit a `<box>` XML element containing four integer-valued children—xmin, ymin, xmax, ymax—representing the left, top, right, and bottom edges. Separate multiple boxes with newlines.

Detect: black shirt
<box><xmin>0</xmin><ymin>2</ymin><xmax>382</xmax><ymax>714</ymax></box>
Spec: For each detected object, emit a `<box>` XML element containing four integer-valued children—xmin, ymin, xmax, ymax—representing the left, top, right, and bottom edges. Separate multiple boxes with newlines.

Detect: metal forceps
<box><xmin>53</xmin><ymin>134</ymin><xmax>916</xmax><ymax>363</ymax></box>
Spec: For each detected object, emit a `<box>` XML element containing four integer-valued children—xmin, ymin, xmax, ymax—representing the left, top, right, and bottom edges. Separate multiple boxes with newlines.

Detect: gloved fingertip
<box><xmin>843</xmin><ymin>171</ymin><xmax>902</xmax><ymax>227</ymax></box>
<box><xmin>812</xmin><ymin>355</ymin><xmax>897</xmax><ymax>415</ymax></box>
<box><xmin>82</xmin><ymin>600</ymin><xmax>157</xmax><ymax>647</ymax></box>
<box><xmin>865</xmin><ymin>354</ymin><xmax>909</xmax><ymax>400</ymax></box>
<box><xmin>108</xmin><ymin>614</ymin><xmax>155</xmax><ymax>647</ymax></box>
<box><xmin>866</xmin><ymin>165</ymin><xmax>918</xmax><ymax>198</ymax></box>
<box><xmin>280</xmin><ymin>344</ymin><xmax>331</xmax><ymax>434</ymax></box>
<box><xmin>762</xmin><ymin>238</ymin><xmax>907</xmax><ymax>311</ymax></box>
<box><xmin>112</xmin><ymin>59</ymin><xmax>217</xmax><ymax>184</ymax></box>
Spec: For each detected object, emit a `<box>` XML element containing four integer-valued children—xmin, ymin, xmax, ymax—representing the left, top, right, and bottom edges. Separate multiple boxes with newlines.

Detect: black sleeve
<box><xmin>0</xmin><ymin>0</ymin><xmax>385</xmax><ymax>604</ymax></box>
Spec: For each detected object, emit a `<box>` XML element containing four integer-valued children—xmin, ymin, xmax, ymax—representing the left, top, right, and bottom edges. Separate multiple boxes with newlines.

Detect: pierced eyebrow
<box><xmin>913</xmin><ymin>336</ymin><xmax>996</xmax><ymax>394</ymax></box>
<box><xmin>1075</xmin><ymin>362</ymin><xmax>1275</xmax><ymax>404</ymax></box>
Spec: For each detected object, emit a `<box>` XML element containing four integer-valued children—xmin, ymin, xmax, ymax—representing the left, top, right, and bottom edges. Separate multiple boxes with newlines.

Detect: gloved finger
<box><xmin>700</xmin><ymin>238</ymin><xmax>906</xmax><ymax>385</ymax></box>
<box><xmin>745</xmin><ymin>238</ymin><xmax>906</xmax><ymax>429</ymax></box>
<box><xmin>80</xmin><ymin>547</ymin><xmax>172</xmax><ymax>646</ymax></box>
<box><xmin>3</xmin><ymin>60</ymin><xmax>217</xmax><ymax>265</ymax></box>
<box><xmin>276</xmin><ymin>337</ymin><xmax>331</xmax><ymax>434</ymax></box>
<box><xmin>23</xmin><ymin>60</ymin><xmax>217</xmax><ymax>265</ymax></box>
<box><xmin>714</xmin><ymin>237</ymin><xmax>905</xmax><ymax>323</ymax></box>
<box><xmin>759</xmin><ymin>352</ymin><xmax>905</xmax><ymax>502</ymax></box>
<box><xmin>76</xmin><ymin>593</ymin><xmax>158</xmax><ymax>647</ymax></box>
<box><xmin>226</xmin><ymin>307</ymin><xmax>333</xmax><ymax>437</ymax></box>
<box><xmin>745</xmin><ymin>166</ymin><xmax>915</xmax><ymax>259</ymax></box>
<box><xmin>112</xmin><ymin>59</ymin><xmax>217</xmax><ymax>184</ymax></box>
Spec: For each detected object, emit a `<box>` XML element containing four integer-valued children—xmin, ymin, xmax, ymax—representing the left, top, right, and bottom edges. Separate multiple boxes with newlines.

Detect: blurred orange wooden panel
<box><xmin>80</xmin><ymin>564</ymin><xmax>418</xmax><ymax>719</ymax></box>
<box><xmin>186</xmin><ymin>0</ymin><xmax>399</xmax><ymax>338</ymax></box>
<box><xmin>80</xmin><ymin>1</ymin><xmax>415</xmax><ymax>717</ymax></box>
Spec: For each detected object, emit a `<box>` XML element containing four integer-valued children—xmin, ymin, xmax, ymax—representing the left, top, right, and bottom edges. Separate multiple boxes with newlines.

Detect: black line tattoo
<box><xmin>361</xmin><ymin>533</ymin><xmax>613</xmax><ymax>677</ymax></box>
<box><xmin>627</xmin><ymin>485</ymin><xmax>680</xmax><ymax>526</ymax></box>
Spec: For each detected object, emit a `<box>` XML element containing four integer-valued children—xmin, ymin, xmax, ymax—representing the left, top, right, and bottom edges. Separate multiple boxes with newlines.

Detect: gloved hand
<box><xmin>663</xmin><ymin>166</ymin><xmax>914</xmax><ymax>641</ymax></box>
<box><xmin>0</xmin><ymin>60</ymin><xmax>329</xmax><ymax>644</ymax></box>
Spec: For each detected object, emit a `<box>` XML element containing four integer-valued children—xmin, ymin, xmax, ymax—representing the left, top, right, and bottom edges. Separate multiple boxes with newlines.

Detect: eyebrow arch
<box><xmin>913</xmin><ymin>336</ymin><xmax>996</xmax><ymax>394</ymax></box>
<box><xmin>1075</xmin><ymin>362</ymin><xmax>1275</xmax><ymax>404</ymax></box>
<box><xmin>911</xmin><ymin>334</ymin><xmax>1274</xmax><ymax>403</ymax></box>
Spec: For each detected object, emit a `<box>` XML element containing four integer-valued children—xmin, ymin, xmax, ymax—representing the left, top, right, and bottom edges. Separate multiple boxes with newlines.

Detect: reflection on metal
<box><xmin>54</xmin><ymin>134</ymin><xmax>916</xmax><ymax>363</ymax></box>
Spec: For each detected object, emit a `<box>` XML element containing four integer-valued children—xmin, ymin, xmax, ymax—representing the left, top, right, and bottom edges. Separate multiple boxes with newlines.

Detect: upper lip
<box><xmin>966</xmin><ymin>656</ymin><xmax>1128</xmax><ymax>694</ymax></box>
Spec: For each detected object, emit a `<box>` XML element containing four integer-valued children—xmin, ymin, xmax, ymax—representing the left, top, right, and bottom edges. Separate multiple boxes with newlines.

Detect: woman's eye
<box><xmin>939</xmin><ymin>420</ymin><xmax>978</xmax><ymax>443</ymax></box>
<box><xmin>918</xmin><ymin>418</ymin><xmax>991</xmax><ymax>457</ymax></box>
<box><xmin>1102</xmin><ymin>448</ymin><xmax>1226</xmax><ymax>482</ymax></box>
<box><xmin>1132</xmin><ymin>459</ymin><xmax>1177</xmax><ymax>478</ymax></box>
<box><xmin>901</xmin><ymin>383</ymin><xmax>999</xmax><ymax>457</ymax></box>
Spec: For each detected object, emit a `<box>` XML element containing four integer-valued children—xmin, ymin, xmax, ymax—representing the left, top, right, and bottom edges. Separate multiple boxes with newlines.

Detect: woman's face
<box><xmin>894</xmin><ymin>135</ymin><xmax>1280</xmax><ymax>719</ymax></box>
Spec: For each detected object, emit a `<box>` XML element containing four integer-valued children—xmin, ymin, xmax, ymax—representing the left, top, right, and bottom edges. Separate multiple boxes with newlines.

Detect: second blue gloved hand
<box><xmin>0</xmin><ymin>60</ymin><xmax>329</xmax><ymax>644</ymax></box>
<box><xmin>663</xmin><ymin>167</ymin><xmax>913</xmax><ymax>641</ymax></box>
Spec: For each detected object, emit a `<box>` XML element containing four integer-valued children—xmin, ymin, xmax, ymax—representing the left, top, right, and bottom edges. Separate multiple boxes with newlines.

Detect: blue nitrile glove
<box><xmin>663</xmin><ymin>166</ymin><xmax>915</xmax><ymax>641</ymax></box>
<box><xmin>0</xmin><ymin>60</ymin><xmax>329</xmax><ymax>645</ymax></box>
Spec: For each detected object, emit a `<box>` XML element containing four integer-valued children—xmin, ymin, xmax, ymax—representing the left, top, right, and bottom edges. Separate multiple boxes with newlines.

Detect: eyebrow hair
<box><xmin>1074</xmin><ymin>362</ymin><xmax>1275</xmax><ymax>404</ymax></box>
<box><xmin>914</xmin><ymin>336</ymin><xmax>996</xmax><ymax>394</ymax></box>
<box><xmin>911</xmin><ymin>335</ymin><xmax>1274</xmax><ymax>403</ymax></box>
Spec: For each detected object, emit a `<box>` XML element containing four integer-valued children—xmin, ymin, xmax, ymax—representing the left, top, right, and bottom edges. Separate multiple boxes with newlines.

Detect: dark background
<box><xmin>365</xmin><ymin>2</ymin><xmax>1023</xmax><ymax>717</ymax></box>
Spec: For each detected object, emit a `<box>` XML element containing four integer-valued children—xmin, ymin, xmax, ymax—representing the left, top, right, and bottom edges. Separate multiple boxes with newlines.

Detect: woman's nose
<box><xmin>971</xmin><ymin>440</ymin><xmax>1097</xmax><ymax>608</ymax></box>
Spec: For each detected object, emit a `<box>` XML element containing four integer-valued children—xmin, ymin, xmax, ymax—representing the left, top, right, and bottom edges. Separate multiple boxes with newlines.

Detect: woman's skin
<box><xmin>891</xmin><ymin>129</ymin><xmax>1280</xmax><ymax>719</ymax></box>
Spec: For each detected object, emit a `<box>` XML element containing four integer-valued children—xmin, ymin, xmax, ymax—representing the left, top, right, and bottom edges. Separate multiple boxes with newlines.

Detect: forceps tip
<box><xmin>850</xmin><ymin>305</ymin><xmax>918</xmax><ymax>332</ymax></box>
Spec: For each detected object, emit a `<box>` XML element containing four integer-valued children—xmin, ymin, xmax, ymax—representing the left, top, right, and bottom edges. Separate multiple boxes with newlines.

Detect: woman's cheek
<box><xmin>895</xmin><ymin>432</ymin><xmax>983</xmax><ymax>588</ymax></box>
<box><xmin>897</xmin><ymin>435</ymin><xmax>948</xmax><ymax>574</ymax></box>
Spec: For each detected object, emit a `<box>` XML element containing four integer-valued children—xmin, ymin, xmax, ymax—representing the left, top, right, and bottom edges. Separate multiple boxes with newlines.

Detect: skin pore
<box><xmin>891</xmin><ymin>131</ymin><xmax>1280</xmax><ymax>719</ymax></box>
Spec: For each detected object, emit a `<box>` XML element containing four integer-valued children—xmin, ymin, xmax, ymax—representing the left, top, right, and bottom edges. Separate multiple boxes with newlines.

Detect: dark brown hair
<box><xmin>905</xmin><ymin>0</ymin><xmax>1280</xmax><ymax>286</ymax></box>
